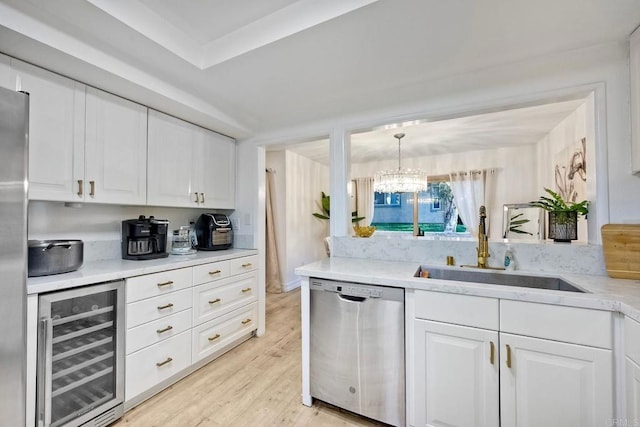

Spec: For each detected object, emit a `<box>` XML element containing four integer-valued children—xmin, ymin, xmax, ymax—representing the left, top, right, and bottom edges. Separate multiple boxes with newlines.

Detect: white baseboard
<box><xmin>285</xmin><ymin>278</ymin><xmax>301</xmax><ymax>292</ymax></box>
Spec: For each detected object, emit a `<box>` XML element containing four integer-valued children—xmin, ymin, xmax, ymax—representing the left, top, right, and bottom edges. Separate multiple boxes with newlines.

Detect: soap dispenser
<box><xmin>504</xmin><ymin>244</ymin><xmax>516</xmax><ymax>271</ymax></box>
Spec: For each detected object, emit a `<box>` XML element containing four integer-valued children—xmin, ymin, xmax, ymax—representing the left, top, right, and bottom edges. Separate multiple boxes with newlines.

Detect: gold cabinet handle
<box><xmin>89</xmin><ymin>180</ymin><xmax>95</xmax><ymax>197</ymax></box>
<box><xmin>208</xmin><ymin>333</ymin><xmax>221</xmax><ymax>342</ymax></box>
<box><xmin>156</xmin><ymin>357</ymin><xmax>173</xmax><ymax>367</ymax></box>
<box><xmin>209</xmin><ymin>270</ymin><xmax>221</xmax><ymax>275</ymax></box>
<box><xmin>241</xmin><ymin>287</ymin><xmax>252</xmax><ymax>293</ymax></box>
<box><xmin>506</xmin><ymin>344</ymin><xmax>512</xmax><ymax>368</ymax></box>
<box><xmin>241</xmin><ymin>263</ymin><xmax>252</xmax><ymax>268</ymax></box>
<box><xmin>200</xmin><ymin>192</ymin><xmax>205</xmax><ymax>204</ymax></box>
<box><xmin>156</xmin><ymin>325</ymin><xmax>173</xmax><ymax>334</ymax></box>
<box><xmin>208</xmin><ymin>298</ymin><xmax>221</xmax><ymax>304</ymax></box>
<box><xmin>157</xmin><ymin>280</ymin><xmax>174</xmax><ymax>288</ymax></box>
<box><xmin>157</xmin><ymin>303</ymin><xmax>174</xmax><ymax>310</ymax></box>
<box><xmin>489</xmin><ymin>341</ymin><xmax>495</xmax><ymax>365</ymax></box>
<box><xmin>77</xmin><ymin>179</ymin><xmax>83</xmax><ymax>197</ymax></box>
<box><xmin>241</xmin><ymin>318</ymin><xmax>252</xmax><ymax>325</ymax></box>
<box><xmin>194</xmin><ymin>192</ymin><xmax>199</xmax><ymax>203</ymax></box>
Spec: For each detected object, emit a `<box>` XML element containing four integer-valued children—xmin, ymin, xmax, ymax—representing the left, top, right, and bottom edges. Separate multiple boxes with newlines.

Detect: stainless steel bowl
<box><xmin>28</xmin><ymin>240</ymin><xmax>84</xmax><ymax>277</ymax></box>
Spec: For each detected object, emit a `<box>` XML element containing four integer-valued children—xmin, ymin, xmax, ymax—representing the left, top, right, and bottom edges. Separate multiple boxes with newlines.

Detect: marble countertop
<box><xmin>295</xmin><ymin>256</ymin><xmax>640</xmax><ymax>322</ymax></box>
<box><xmin>27</xmin><ymin>248</ymin><xmax>258</xmax><ymax>295</ymax></box>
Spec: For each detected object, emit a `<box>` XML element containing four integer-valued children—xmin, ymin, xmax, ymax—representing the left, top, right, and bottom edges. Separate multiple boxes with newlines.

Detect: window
<box><xmin>371</xmin><ymin>181</ymin><xmax>467</xmax><ymax>234</ymax></box>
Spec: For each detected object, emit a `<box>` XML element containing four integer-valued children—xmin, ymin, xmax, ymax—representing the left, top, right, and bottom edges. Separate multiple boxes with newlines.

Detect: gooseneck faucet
<box><xmin>477</xmin><ymin>205</ymin><xmax>490</xmax><ymax>268</ymax></box>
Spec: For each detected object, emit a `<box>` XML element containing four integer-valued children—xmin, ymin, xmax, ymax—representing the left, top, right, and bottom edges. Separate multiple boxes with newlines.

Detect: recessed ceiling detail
<box><xmin>87</xmin><ymin>0</ymin><xmax>380</xmax><ymax>69</ymax></box>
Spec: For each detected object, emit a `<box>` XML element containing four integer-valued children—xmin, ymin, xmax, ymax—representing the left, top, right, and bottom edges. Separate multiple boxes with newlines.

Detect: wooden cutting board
<box><xmin>601</xmin><ymin>224</ymin><xmax>640</xmax><ymax>279</ymax></box>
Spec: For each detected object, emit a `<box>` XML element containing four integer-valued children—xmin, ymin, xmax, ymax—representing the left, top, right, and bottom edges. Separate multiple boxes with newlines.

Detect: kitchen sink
<box><xmin>415</xmin><ymin>266</ymin><xmax>586</xmax><ymax>293</ymax></box>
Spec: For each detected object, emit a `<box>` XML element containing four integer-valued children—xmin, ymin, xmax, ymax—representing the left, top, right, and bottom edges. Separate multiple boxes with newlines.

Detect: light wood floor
<box><xmin>114</xmin><ymin>289</ymin><xmax>383</xmax><ymax>426</ymax></box>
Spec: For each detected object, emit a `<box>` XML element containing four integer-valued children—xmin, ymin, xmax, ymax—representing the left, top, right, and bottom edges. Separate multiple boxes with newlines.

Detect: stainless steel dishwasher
<box><xmin>310</xmin><ymin>278</ymin><xmax>405</xmax><ymax>426</ymax></box>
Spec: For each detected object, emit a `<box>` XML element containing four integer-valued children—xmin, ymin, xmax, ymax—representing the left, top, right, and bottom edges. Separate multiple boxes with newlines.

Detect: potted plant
<box><xmin>530</xmin><ymin>188</ymin><xmax>589</xmax><ymax>242</ymax></box>
<box><xmin>312</xmin><ymin>191</ymin><xmax>365</xmax><ymax>223</ymax></box>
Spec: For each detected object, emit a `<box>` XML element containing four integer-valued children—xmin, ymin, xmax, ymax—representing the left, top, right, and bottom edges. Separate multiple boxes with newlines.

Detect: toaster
<box><xmin>195</xmin><ymin>213</ymin><xmax>233</xmax><ymax>251</ymax></box>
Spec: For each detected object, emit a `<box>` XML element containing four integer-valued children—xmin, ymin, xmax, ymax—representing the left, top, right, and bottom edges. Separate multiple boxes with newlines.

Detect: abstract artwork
<box><xmin>554</xmin><ymin>137</ymin><xmax>586</xmax><ymax>202</ymax></box>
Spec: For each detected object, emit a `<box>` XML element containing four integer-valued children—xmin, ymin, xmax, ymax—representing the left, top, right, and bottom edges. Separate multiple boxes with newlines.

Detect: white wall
<box><xmin>239</xmin><ymin>41</ymin><xmax>638</xmax><ymax>249</ymax></box>
<box><xmin>266</xmin><ymin>150</ymin><xmax>329</xmax><ymax>289</ymax></box>
<box><xmin>352</xmin><ymin>144</ymin><xmax>539</xmax><ymax>239</ymax></box>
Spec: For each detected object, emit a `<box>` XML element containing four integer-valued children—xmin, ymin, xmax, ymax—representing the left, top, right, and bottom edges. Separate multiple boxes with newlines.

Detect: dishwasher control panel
<box><xmin>338</xmin><ymin>285</ymin><xmax>382</xmax><ymax>298</ymax></box>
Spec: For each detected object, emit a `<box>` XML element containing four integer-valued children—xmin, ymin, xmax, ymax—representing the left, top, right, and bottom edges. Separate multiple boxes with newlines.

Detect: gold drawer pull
<box><xmin>156</xmin><ymin>325</ymin><xmax>173</xmax><ymax>334</ymax></box>
<box><xmin>77</xmin><ymin>179</ymin><xmax>83</xmax><ymax>197</ymax></box>
<box><xmin>208</xmin><ymin>333</ymin><xmax>221</xmax><ymax>342</ymax></box>
<box><xmin>157</xmin><ymin>280</ymin><xmax>174</xmax><ymax>287</ymax></box>
<box><xmin>506</xmin><ymin>344</ymin><xmax>512</xmax><ymax>368</ymax></box>
<box><xmin>241</xmin><ymin>287</ymin><xmax>252</xmax><ymax>293</ymax></box>
<box><xmin>489</xmin><ymin>341</ymin><xmax>495</xmax><ymax>365</ymax></box>
<box><xmin>209</xmin><ymin>269</ymin><xmax>222</xmax><ymax>275</ymax></box>
<box><xmin>89</xmin><ymin>180</ymin><xmax>95</xmax><ymax>197</ymax></box>
<box><xmin>157</xmin><ymin>303</ymin><xmax>174</xmax><ymax>310</ymax></box>
<box><xmin>156</xmin><ymin>357</ymin><xmax>173</xmax><ymax>367</ymax></box>
<box><xmin>194</xmin><ymin>192</ymin><xmax>199</xmax><ymax>203</ymax></box>
<box><xmin>209</xmin><ymin>298</ymin><xmax>221</xmax><ymax>304</ymax></box>
<box><xmin>241</xmin><ymin>318</ymin><xmax>252</xmax><ymax>325</ymax></box>
<box><xmin>241</xmin><ymin>263</ymin><xmax>252</xmax><ymax>268</ymax></box>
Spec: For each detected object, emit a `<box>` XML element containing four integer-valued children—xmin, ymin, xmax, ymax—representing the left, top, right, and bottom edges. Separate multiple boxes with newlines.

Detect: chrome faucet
<box><xmin>461</xmin><ymin>205</ymin><xmax>504</xmax><ymax>270</ymax></box>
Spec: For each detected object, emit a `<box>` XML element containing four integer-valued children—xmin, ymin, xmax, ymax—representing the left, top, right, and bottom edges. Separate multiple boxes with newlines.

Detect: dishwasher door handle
<box><xmin>338</xmin><ymin>294</ymin><xmax>367</xmax><ymax>302</ymax></box>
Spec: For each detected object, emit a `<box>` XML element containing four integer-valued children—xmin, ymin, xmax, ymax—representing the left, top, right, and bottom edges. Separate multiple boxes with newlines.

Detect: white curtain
<box><xmin>449</xmin><ymin>169</ymin><xmax>496</xmax><ymax>237</ymax></box>
<box><xmin>265</xmin><ymin>169</ymin><xmax>283</xmax><ymax>293</ymax></box>
<box><xmin>355</xmin><ymin>177</ymin><xmax>375</xmax><ymax>226</ymax></box>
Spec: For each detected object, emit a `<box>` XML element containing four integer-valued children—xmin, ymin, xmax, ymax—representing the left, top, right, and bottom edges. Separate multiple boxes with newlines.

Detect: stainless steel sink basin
<box><xmin>415</xmin><ymin>266</ymin><xmax>586</xmax><ymax>293</ymax></box>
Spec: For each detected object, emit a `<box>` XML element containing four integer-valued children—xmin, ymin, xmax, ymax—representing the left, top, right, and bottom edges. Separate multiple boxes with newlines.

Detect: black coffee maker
<box><xmin>121</xmin><ymin>215</ymin><xmax>169</xmax><ymax>260</ymax></box>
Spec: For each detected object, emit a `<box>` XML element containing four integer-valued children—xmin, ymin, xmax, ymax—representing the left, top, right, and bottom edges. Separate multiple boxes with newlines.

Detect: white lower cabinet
<box><xmin>125</xmin><ymin>331</ymin><xmax>192</xmax><ymax>400</ymax></box>
<box><xmin>124</xmin><ymin>255</ymin><xmax>259</xmax><ymax>406</ymax></box>
<box><xmin>414</xmin><ymin>320</ymin><xmax>499</xmax><ymax>427</ymax></box>
<box><xmin>499</xmin><ymin>332</ymin><xmax>612</xmax><ymax>427</ymax></box>
<box><xmin>411</xmin><ymin>291</ymin><xmax>613</xmax><ymax>427</ymax></box>
<box><xmin>626</xmin><ymin>316</ymin><xmax>640</xmax><ymax>423</ymax></box>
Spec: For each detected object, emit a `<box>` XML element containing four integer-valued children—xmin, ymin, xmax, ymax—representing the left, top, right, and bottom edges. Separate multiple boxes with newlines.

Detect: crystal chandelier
<box><xmin>374</xmin><ymin>133</ymin><xmax>429</xmax><ymax>193</ymax></box>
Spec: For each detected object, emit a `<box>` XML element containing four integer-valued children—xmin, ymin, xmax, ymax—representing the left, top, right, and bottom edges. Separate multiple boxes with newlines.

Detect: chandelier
<box><xmin>374</xmin><ymin>133</ymin><xmax>429</xmax><ymax>193</ymax></box>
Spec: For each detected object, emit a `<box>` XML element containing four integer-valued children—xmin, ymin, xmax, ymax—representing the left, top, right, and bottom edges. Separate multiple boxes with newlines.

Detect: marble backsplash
<box><xmin>331</xmin><ymin>234</ymin><xmax>607</xmax><ymax>276</ymax></box>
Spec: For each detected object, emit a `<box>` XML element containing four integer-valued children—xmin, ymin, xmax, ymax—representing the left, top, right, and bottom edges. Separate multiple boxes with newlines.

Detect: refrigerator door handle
<box><xmin>37</xmin><ymin>317</ymin><xmax>51</xmax><ymax>427</ymax></box>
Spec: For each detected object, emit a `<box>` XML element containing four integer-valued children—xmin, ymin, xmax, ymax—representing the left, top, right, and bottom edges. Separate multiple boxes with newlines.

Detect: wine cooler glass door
<box><xmin>37</xmin><ymin>280</ymin><xmax>125</xmax><ymax>427</ymax></box>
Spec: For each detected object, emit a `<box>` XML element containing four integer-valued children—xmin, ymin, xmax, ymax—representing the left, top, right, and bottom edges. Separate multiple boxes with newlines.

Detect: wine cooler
<box><xmin>37</xmin><ymin>280</ymin><xmax>125</xmax><ymax>427</ymax></box>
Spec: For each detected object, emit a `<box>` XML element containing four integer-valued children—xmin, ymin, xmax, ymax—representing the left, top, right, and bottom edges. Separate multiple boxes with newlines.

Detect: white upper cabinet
<box><xmin>631</xmin><ymin>27</ymin><xmax>640</xmax><ymax>174</ymax></box>
<box><xmin>85</xmin><ymin>87</ymin><xmax>148</xmax><ymax>205</ymax></box>
<box><xmin>14</xmin><ymin>59</ymin><xmax>86</xmax><ymax>202</ymax></box>
<box><xmin>199</xmin><ymin>127</ymin><xmax>235</xmax><ymax>209</ymax></box>
<box><xmin>147</xmin><ymin>110</ymin><xmax>200</xmax><ymax>207</ymax></box>
<box><xmin>147</xmin><ymin>110</ymin><xmax>235</xmax><ymax>209</ymax></box>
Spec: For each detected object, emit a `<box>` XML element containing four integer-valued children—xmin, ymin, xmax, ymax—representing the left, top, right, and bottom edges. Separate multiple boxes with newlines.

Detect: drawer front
<box><xmin>193</xmin><ymin>260</ymin><xmax>230</xmax><ymax>285</ymax></box>
<box><xmin>626</xmin><ymin>316</ymin><xmax>640</xmax><ymax>365</ymax></box>
<box><xmin>500</xmin><ymin>300</ymin><xmax>612</xmax><ymax>349</ymax></box>
<box><xmin>126</xmin><ymin>309</ymin><xmax>192</xmax><ymax>354</ymax></box>
<box><xmin>192</xmin><ymin>272</ymin><xmax>258</xmax><ymax>326</ymax></box>
<box><xmin>126</xmin><ymin>267</ymin><xmax>192</xmax><ymax>303</ymax></box>
<box><xmin>127</xmin><ymin>288</ymin><xmax>192</xmax><ymax>328</ymax></box>
<box><xmin>125</xmin><ymin>330</ymin><xmax>191</xmax><ymax>401</ymax></box>
<box><xmin>229</xmin><ymin>255</ymin><xmax>258</xmax><ymax>276</ymax></box>
<box><xmin>192</xmin><ymin>302</ymin><xmax>258</xmax><ymax>362</ymax></box>
<box><xmin>415</xmin><ymin>290</ymin><xmax>499</xmax><ymax>330</ymax></box>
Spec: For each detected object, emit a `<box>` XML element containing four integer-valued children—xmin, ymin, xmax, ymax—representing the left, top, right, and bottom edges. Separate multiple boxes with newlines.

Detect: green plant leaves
<box><xmin>530</xmin><ymin>187</ymin><xmax>589</xmax><ymax>218</ymax></box>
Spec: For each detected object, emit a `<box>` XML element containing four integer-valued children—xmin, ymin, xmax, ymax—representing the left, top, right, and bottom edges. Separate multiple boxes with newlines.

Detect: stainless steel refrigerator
<box><xmin>0</xmin><ymin>86</ymin><xmax>29</xmax><ymax>424</ymax></box>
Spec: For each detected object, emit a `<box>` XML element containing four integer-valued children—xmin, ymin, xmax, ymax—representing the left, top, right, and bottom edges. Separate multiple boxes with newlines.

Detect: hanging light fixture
<box><xmin>374</xmin><ymin>132</ymin><xmax>429</xmax><ymax>193</ymax></box>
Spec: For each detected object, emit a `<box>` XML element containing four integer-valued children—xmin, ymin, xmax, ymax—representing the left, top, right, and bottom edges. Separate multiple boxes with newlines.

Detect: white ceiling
<box><xmin>0</xmin><ymin>0</ymin><xmax>638</xmax><ymax>139</ymax></box>
<box><xmin>276</xmin><ymin>98</ymin><xmax>586</xmax><ymax>165</ymax></box>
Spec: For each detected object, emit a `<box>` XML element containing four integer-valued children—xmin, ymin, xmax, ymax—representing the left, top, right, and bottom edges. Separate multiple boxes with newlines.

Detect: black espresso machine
<box><xmin>121</xmin><ymin>215</ymin><xmax>170</xmax><ymax>260</ymax></box>
<box><xmin>196</xmin><ymin>213</ymin><xmax>233</xmax><ymax>250</ymax></box>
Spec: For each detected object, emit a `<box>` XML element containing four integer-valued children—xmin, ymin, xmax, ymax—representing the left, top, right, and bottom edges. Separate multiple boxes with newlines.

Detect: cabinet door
<box><xmin>414</xmin><ymin>319</ymin><xmax>499</xmax><ymax>427</ymax></box>
<box><xmin>500</xmin><ymin>332</ymin><xmax>613</xmax><ymax>427</ymax></box>
<box><xmin>0</xmin><ymin>53</ymin><xmax>12</xmax><ymax>90</ymax></box>
<box><xmin>147</xmin><ymin>110</ymin><xmax>199</xmax><ymax>207</ymax></box>
<box><xmin>627</xmin><ymin>357</ymin><xmax>640</xmax><ymax>424</ymax></box>
<box><xmin>198</xmin><ymin>127</ymin><xmax>235</xmax><ymax>209</ymax></box>
<box><xmin>15</xmin><ymin>60</ymin><xmax>85</xmax><ymax>202</ymax></box>
<box><xmin>85</xmin><ymin>87</ymin><xmax>147</xmax><ymax>204</ymax></box>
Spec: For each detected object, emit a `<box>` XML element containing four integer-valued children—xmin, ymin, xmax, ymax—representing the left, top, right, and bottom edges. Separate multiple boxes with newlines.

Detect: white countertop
<box><xmin>27</xmin><ymin>249</ymin><xmax>258</xmax><ymax>295</ymax></box>
<box><xmin>295</xmin><ymin>256</ymin><xmax>640</xmax><ymax>322</ymax></box>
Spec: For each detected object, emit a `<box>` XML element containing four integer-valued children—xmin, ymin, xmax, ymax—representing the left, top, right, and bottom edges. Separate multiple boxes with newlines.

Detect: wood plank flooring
<box><xmin>114</xmin><ymin>289</ymin><xmax>383</xmax><ymax>426</ymax></box>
